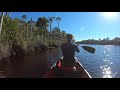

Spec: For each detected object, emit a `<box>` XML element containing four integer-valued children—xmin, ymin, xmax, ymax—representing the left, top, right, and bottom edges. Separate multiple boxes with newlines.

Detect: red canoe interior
<box><xmin>42</xmin><ymin>58</ymin><xmax>91</xmax><ymax>78</ymax></box>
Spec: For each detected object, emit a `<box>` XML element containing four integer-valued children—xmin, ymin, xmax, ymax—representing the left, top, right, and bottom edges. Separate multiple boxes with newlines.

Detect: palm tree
<box><xmin>22</xmin><ymin>15</ymin><xmax>27</xmax><ymax>33</ymax></box>
<box><xmin>56</xmin><ymin>17</ymin><xmax>61</xmax><ymax>38</ymax></box>
<box><xmin>22</xmin><ymin>15</ymin><xmax>27</xmax><ymax>22</ymax></box>
<box><xmin>36</xmin><ymin>17</ymin><xmax>44</xmax><ymax>29</ymax></box>
<box><xmin>27</xmin><ymin>18</ymin><xmax>34</xmax><ymax>33</ymax></box>
<box><xmin>61</xmin><ymin>31</ymin><xmax>66</xmax><ymax>38</ymax></box>
<box><xmin>56</xmin><ymin>17</ymin><xmax>61</xmax><ymax>29</ymax></box>
<box><xmin>3</xmin><ymin>12</ymin><xmax>12</xmax><ymax>22</ymax></box>
<box><xmin>49</xmin><ymin>17</ymin><xmax>55</xmax><ymax>45</ymax></box>
<box><xmin>43</xmin><ymin>17</ymin><xmax>49</xmax><ymax>45</ymax></box>
<box><xmin>30</xmin><ymin>18</ymin><xmax>33</xmax><ymax>33</ymax></box>
<box><xmin>0</xmin><ymin>12</ymin><xmax>4</xmax><ymax>35</ymax></box>
<box><xmin>36</xmin><ymin>17</ymin><xmax>49</xmax><ymax>45</ymax></box>
<box><xmin>36</xmin><ymin>17</ymin><xmax>49</xmax><ymax>32</ymax></box>
<box><xmin>52</xmin><ymin>27</ymin><xmax>61</xmax><ymax>38</ymax></box>
<box><xmin>5</xmin><ymin>12</ymin><xmax>8</xmax><ymax>19</ymax></box>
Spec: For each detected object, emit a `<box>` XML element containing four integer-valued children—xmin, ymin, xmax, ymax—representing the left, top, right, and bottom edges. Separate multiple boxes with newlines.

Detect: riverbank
<box><xmin>0</xmin><ymin>30</ymin><xmax>63</xmax><ymax>78</ymax></box>
<box><xmin>0</xmin><ymin>42</ymin><xmax>60</xmax><ymax>78</ymax></box>
<box><xmin>0</xmin><ymin>13</ymin><xmax>68</xmax><ymax>78</ymax></box>
<box><xmin>77</xmin><ymin>43</ymin><xmax>120</xmax><ymax>46</ymax></box>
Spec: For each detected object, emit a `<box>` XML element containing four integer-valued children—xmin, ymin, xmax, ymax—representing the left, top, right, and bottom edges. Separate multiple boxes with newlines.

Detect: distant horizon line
<box><xmin>76</xmin><ymin>36</ymin><xmax>120</xmax><ymax>42</ymax></box>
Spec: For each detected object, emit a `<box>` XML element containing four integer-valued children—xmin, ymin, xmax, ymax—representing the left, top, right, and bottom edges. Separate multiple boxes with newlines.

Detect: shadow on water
<box><xmin>0</xmin><ymin>48</ymin><xmax>62</xmax><ymax>78</ymax></box>
<box><xmin>1</xmin><ymin>45</ymin><xmax>120</xmax><ymax>78</ymax></box>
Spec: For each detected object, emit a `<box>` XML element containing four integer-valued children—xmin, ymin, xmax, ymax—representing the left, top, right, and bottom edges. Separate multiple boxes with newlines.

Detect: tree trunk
<box><xmin>30</xmin><ymin>18</ymin><xmax>32</xmax><ymax>33</ymax></box>
<box><xmin>58</xmin><ymin>21</ymin><xmax>59</xmax><ymax>29</ymax></box>
<box><xmin>50</xmin><ymin>22</ymin><xmax>52</xmax><ymax>45</ymax></box>
<box><xmin>44</xmin><ymin>26</ymin><xmax>46</xmax><ymax>45</ymax></box>
<box><xmin>0</xmin><ymin>12</ymin><xmax>4</xmax><ymax>35</ymax></box>
<box><xmin>5</xmin><ymin>12</ymin><xmax>8</xmax><ymax>18</ymax></box>
<box><xmin>6</xmin><ymin>12</ymin><xmax>12</xmax><ymax>22</ymax></box>
<box><xmin>30</xmin><ymin>23</ymin><xmax>32</xmax><ymax>33</ymax></box>
<box><xmin>58</xmin><ymin>21</ymin><xmax>61</xmax><ymax>38</ymax></box>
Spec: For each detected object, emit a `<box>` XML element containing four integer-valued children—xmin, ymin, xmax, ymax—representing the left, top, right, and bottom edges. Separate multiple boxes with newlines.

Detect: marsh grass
<box><xmin>0</xmin><ymin>29</ymin><xmax>49</xmax><ymax>61</ymax></box>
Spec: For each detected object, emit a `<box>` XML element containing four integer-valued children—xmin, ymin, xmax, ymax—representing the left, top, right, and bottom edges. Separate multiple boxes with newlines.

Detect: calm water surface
<box><xmin>75</xmin><ymin>44</ymin><xmax>120</xmax><ymax>78</ymax></box>
<box><xmin>0</xmin><ymin>44</ymin><xmax>120</xmax><ymax>78</ymax></box>
<box><xmin>46</xmin><ymin>44</ymin><xmax>120</xmax><ymax>78</ymax></box>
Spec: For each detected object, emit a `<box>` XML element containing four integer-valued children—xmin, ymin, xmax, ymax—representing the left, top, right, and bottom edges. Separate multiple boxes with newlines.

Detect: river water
<box><xmin>0</xmin><ymin>44</ymin><xmax>120</xmax><ymax>78</ymax></box>
<box><xmin>75</xmin><ymin>44</ymin><xmax>120</xmax><ymax>78</ymax></box>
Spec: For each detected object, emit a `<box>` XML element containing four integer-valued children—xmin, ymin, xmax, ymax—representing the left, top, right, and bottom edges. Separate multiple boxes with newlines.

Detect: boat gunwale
<box><xmin>51</xmin><ymin>57</ymin><xmax>92</xmax><ymax>78</ymax></box>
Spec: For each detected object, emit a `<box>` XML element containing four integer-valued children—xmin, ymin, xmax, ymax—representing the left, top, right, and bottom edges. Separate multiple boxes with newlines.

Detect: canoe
<box><xmin>42</xmin><ymin>57</ymin><xmax>92</xmax><ymax>78</ymax></box>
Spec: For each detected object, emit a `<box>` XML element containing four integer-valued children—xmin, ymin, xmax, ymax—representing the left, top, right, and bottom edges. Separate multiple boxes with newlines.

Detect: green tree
<box><xmin>52</xmin><ymin>27</ymin><xmax>60</xmax><ymax>38</ymax></box>
<box><xmin>61</xmin><ymin>31</ymin><xmax>66</xmax><ymax>38</ymax></box>
<box><xmin>49</xmin><ymin>17</ymin><xmax>55</xmax><ymax>45</ymax></box>
<box><xmin>27</xmin><ymin>18</ymin><xmax>36</xmax><ymax>33</ymax></box>
<box><xmin>22</xmin><ymin>15</ymin><xmax>27</xmax><ymax>22</ymax></box>
<box><xmin>56</xmin><ymin>17</ymin><xmax>61</xmax><ymax>38</ymax></box>
<box><xmin>22</xmin><ymin>15</ymin><xmax>28</xmax><ymax>33</ymax></box>
<box><xmin>36</xmin><ymin>17</ymin><xmax>49</xmax><ymax>45</ymax></box>
<box><xmin>56</xmin><ymin>17</ymin><xmax>61</xmax><ymax>29</ymax></box>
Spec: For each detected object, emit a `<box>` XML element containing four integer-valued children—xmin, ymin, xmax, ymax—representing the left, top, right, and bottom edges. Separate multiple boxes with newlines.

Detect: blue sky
<box><xmin>8</xmin><ymin>12</ymin><xmax>120</xmax><ymax>41</ymax></box>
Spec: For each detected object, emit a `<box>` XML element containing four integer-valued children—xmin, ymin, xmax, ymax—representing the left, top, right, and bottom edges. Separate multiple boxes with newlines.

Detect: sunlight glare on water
<box><xmin>75</xmin><ymin>44</ymin><xmax>120</xmax><ymax>78</ymax></box>
<box><xmin>101</xmin><ymin>46</ymin><xmax>113</xmax><ymax>78</ymax></box>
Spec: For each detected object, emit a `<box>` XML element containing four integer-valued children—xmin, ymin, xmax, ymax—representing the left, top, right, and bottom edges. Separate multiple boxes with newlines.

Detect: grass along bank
<box><xmin>0</xmin><ymin>14</ymin><xmax>69</xmax><ymax>64</ymax></box>
<box><xmin>0</xmin><ymin>31</ymin><xmax>57</xmax><ymax>61</ymax></box>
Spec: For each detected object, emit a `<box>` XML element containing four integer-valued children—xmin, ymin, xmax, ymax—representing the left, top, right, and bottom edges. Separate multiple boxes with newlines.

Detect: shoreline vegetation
<box><xmin>0</xmin><ymin>13</ymin><xmax>69</xmax><ymax>65</ymax></box>
<box><xmin>0</xmin><ymin>12</ymin><xmax>120</xmax><ymax>78</ymax></box>
<box><xmin>75</xmin><ymin>37</ymin><xmax>120</xmax><ymax>46</ymax></box>
<box><xmin>0</xmin><ymin>12</ymin><xmax>120</xmax><ymax>68</ymax></box>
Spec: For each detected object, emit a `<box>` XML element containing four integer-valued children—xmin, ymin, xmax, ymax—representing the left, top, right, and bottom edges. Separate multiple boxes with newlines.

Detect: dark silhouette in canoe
<box><xmin>42</xmin><ymin>34</ymin><xmax>94</xmax><ymax>78</ymax></box>
<box><xmin>61</xmin><ymin>34</ymin><xmax>80</xmax><ymax>67</ymax></box>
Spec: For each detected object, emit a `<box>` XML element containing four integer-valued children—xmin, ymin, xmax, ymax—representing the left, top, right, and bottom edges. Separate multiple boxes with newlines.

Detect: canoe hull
<box><xmin>42</xmin><ymin>57</ymin><xmax>91</xmax><ymax>78</ymax></box>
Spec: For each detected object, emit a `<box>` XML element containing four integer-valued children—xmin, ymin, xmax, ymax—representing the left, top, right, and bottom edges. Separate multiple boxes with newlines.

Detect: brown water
<box><xmin>1</xmin><ymin>44</ymin><xmax>120</xmax><ymax>78</ymax></box>
<box><xmin>0</xmin><ymin>48</ymin><xmax>63</xmax><ymax>78</ymax></box>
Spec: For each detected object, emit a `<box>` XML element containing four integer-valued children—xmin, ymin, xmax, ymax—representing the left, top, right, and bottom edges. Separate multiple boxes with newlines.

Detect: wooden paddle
<box><xmin>81</xmin><ymin>46</ymin><xmax>95</xmax><ymax>54</ymax></box>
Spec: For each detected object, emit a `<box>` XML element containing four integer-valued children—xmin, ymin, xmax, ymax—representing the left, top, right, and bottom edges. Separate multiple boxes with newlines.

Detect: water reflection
<box><xmin>0</xmin><ymin>45</ymin><xmax>119</xmax><ymax>78</ymax></box>
<box><xmin>0</xmin><ymin>48</ymin><xmax>63</xmax><ymax>78</ymax></box>
<box><xmin>72</xmin><ymin>45</ymin><xmax>120</xmax><ymax>78</ymax></box>
<box><xmin>48</xmin><ymin>48</ymin><xmax>62</xmax><ymax>67</ymax></box>
<box><xmin>101</xmin><ymin>46</ymin><xmax>113</xmax><ymax>78</ymax></box>
<box><xmin>100</xmin><ymin>65</ymin><xmax>112</xmax><ymax>78</ymax></box>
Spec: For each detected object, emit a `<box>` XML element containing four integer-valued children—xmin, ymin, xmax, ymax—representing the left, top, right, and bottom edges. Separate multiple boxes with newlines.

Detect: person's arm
<box><xmin>74</xmin><ymin>45</ymin><xmax>80</xmax><ymax>53</ymax></box>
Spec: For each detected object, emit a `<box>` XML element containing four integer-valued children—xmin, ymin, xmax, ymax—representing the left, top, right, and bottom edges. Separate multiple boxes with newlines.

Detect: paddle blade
<box><xmin>81</xmin><ymin>46</ymin><xmax>95</xmax><ymax>54</ymax></box>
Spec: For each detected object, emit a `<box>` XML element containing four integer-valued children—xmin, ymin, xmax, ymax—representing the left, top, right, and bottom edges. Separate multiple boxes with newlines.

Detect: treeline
<box><xmin>0</xmin><ymin>12</ymin><xmax>69</xmax><ymax>60</ymax></box>
<box><xmin>75</xmin><ymin>37</ymin><xmax>120</xmax><ymax>45</ymax></box>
